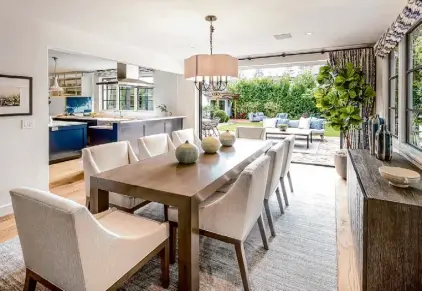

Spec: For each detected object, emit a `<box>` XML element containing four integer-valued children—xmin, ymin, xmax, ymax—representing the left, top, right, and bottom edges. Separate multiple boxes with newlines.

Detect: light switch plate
<box><xmin>22</xmin><ymin>120</ymin><xmax>35</xmax><ymax>129</ymax></box>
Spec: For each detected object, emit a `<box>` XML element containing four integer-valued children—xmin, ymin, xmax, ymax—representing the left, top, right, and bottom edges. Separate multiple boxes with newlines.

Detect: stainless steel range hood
<box><xmin>96</xmin><ymin>63</ymin><xmax>154</xmax><ymax>87</ymax></box>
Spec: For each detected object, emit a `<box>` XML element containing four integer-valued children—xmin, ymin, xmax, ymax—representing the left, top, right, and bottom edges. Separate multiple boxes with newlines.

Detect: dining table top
<box><xmin>93</xmin><ymin>138</ymin><xmax>272</xmax><ymax>199</ymax></box>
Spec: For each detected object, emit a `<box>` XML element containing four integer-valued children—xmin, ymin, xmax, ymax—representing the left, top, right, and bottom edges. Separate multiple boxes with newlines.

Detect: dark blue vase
<box><xmin>375</xmin><ymin>124</ymin><xmax>392</xmax><ymax>161</ymax></box>
<box><xmin>368</xmin><ymin>114</ymin><xmax>385</xmax><ymax>155</ymax></box>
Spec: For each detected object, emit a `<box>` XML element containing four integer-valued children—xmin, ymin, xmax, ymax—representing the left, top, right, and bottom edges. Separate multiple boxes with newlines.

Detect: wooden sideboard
<box><xmin>347</xmin><ymin>150</ymin><xmax>422</xmax><ymax>290</ymax></box>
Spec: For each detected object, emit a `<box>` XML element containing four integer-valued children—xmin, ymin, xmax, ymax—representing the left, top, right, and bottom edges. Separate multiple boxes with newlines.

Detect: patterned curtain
<box><xmin>375</xmin><ymin>0</ymin><xmax>422</xmax><ymax>58</ymax></box>
<box><xmin>329</xmin><ymin>48</ymin><xmax>376</xmax><ymax>149</ymax></box>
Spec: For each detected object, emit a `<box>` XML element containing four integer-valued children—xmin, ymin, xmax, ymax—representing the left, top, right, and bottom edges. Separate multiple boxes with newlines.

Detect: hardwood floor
<box><xmin>0</xmin><ymin>160</ymin><xmax>356</xmax><ymax>290</ymax></box>
<box><xmin>0</xmin><ymin>159</ymin><xmax>85</xmax><ymax>243</ymax></box>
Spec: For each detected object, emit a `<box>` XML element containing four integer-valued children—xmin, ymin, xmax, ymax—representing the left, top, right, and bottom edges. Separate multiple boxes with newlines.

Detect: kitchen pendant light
<box><xmin>184</xmin><ymin>15</ymin><xmax>238</xmax><ymax>92</ymax></box>
<box><xmin>50</xmin><ymin>57</ymin><xmax>64</xmax><ymax>95</ymax></box>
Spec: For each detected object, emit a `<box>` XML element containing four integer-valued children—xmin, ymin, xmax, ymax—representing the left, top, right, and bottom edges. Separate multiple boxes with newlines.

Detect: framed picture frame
<box><xmin>0</xmin><ymin>74</ymin><xmax>32</xmax><ymax>117</ymax></box>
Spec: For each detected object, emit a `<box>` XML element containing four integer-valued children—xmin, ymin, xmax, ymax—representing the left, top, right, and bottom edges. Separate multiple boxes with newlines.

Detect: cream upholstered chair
<box><xmin>279</xmin><ymin>135</ymin><xmax>295</xmax><ymax>201</ymax></box>
<box><xmin>168</xmin><ymin>155</ymin><xmax>270</xmax><ymax>291</ymax></box>
<box><xmin>82</xmin><ymin>141</ymin><xmax>146</xmax><ymax>212</ymax></box>
<box><xmin>263</xmin><ymin>141</ymin><xmax>287</xmax><ymax>237</ymax></box>
<box><xmin>171</xmin><ymin>128</ymin><xmax>201</xmax><ymax>148</ymax></box>
<box><xmin>137</xmin><ymin>133</ymin><xmax>176</xmax><ymax>160</ymax></box>
<box><xmin>235</xmin><ymin>126</ymin><xmax>266</xmax><ymax>140</ymax></box>
<box><xmin>10</xmin><ymin>187</ymin><xmax>170</xmax><ymax>291</ymax></box>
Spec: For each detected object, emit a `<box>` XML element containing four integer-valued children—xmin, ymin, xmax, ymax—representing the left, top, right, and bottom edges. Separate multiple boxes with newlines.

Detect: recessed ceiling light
<box><xmin>305</xmin><ymin>32</ymin><xmax>313</xmax><ymax>36</ymax></box>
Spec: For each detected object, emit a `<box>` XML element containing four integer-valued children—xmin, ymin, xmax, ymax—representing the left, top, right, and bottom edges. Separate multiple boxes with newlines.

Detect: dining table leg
<box><xmin>90</xmin><ymin>187</ymin><xmax>109</xmax><ymax>214</ymax></box>
<box><xmin>177</xmin><ymin>198</ymin><xmax>200</xmax><ymax>291</ymax></box>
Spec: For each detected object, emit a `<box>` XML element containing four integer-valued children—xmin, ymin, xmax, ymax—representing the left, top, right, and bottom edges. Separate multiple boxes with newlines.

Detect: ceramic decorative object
<box><xmin>368</xmin><ymin>114</ymin><xmax>385</xmax><ymax>155</ymax></box>
<box><xmin>175</xmin><ymin>141</ymin><xmax>199</xmax><ymax>164</ymax></box>
<box><xmin>334</xmin><ymin>149</ymin><xmax>347</xmax><ymax>179</ymax></box>
<box><xmin>375</xmin><ymin>124</ymin><xmax>393</xmax><ymax>161</ymax></box>
<box><xmin>201</xmin><ymin>136</ymin><xmax>220</xmax><ymax>154</ymax></box>
<box><xmin>219</xmin><ymin>130</ymin><xmax>236</xmax><ymax>147</ymax></box>
<box><xmin>379</xmin><ymin>166</ymin><xmax>420</xmax><ymax>188</ymax></box>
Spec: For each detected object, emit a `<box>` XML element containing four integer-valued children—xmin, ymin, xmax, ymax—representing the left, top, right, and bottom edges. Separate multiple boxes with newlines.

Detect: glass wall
<box><xmin>407</xmin><ymin>24</ymin><xmax>422</xmax><ymax>150</ymax></box>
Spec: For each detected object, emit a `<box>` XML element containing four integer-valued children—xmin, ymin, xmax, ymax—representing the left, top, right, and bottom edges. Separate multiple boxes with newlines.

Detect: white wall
<box><xmin>176</xmin><ymin>75</ymin><xmax>198</xmax><ymax>132</ymax></box>
<box><xmin>154</xmin><ymin>70</ymin><xmax>179</xmax><ymax>116</ymax></box>
<box><xmin>0</xmin><ymin>10</ymin><xmax>187</xmax><ymax>216</ymax></box>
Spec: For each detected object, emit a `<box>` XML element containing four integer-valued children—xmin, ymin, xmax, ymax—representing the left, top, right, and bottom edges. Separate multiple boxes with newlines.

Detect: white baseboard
<box><xmin>0</xmin><ymin>203</ymin><xmax>13</xmax><ymax>217</ymax></box>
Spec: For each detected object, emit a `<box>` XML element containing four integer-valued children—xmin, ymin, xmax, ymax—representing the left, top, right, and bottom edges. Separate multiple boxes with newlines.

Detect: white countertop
<box><xmin>54</xmin><ymin>115</ymin><xmax>185</xmax><ymax>123</ymax></box>
<box><xmin>49</xmin><ymin>121</ymin><xmax>87</xmax><ymax>127</ymax></box>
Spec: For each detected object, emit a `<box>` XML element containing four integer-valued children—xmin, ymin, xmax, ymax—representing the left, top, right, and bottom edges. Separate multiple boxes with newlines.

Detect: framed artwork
<box><xmin>0</xmin><ymin>74</ymin><xmax>32</xmax><ymax>116</ymax></box>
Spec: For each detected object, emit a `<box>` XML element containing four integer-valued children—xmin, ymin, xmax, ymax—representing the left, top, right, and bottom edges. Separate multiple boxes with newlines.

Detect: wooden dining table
<box><xmin>90</xmin><ymin>138</ymin><xmax>272</xmax><ymax>290</ymax></box>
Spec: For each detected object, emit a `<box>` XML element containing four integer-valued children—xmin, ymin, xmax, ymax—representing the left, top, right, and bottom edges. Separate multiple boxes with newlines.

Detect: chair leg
<box><xmin>257</xmin><ymin>214</ymin><xmax>269</xmax><ymax>250</ymax></box>
<box><xmin>160</xmin><ymin>239</ymin><xmax>170</xmax><ymax>288</ymax></box>
<box><xmin>280</xmin><ymin>179</ymin><xmax>289</xmax><ymax>207</ymax></box>
<box><xmin>275</xmin><ymin>188</ymin><xmax>285</xmax><ymax>214</ymax></box>
<box><xmin>234</xmin><ymin>241</ymin><xmax>251</xmax><ymax>291</ymax></box>
<box><xmin>287</xmin><ymin>171</ymin><xmax>294</xmax><ymax>193</ymax></box>
<box><xmin>263</xmin><ymin>199</ymin><xmax>276</xmax><ymax>237</ymax></box>
<box><xmin>23</xmin><ymin>270</ymin><xmax>37</xmax><ymax>291</ymax></box>
<box><xmin>164</xmin><ymin>205</ymin><xmax>169</xmax><ymax>221</ymax></box>
<box><xmin>169</xmin><ymin>223</ymin><xmax>177</xmax><ymax>264</ymax></box>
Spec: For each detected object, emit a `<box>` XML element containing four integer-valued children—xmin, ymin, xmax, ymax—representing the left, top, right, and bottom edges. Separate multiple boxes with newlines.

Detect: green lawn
<box><xmin>218</xmin><ymin>120</ymin><xmax>340</xmax><ymax>137</ymax></box>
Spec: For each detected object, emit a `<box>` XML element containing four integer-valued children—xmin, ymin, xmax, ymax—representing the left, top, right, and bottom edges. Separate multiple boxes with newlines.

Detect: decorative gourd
<box><xmin>201</xmin><ymin>136</ymin><xmax>220</xmax><ymax>154</ymax></box>
<box><xmin>375</xmin><ymin>124</ymin><xmax>392</xmax><ymax>161</ymax></box>
<box><xmin>219</xmin><ymin>130</ymin><xmax>236</xmax><ymax>147</ymax></box>
<box><xmin>175</xmin><ymin>141</ymin><xmax>199</xmax><ymax>164</ymax></box>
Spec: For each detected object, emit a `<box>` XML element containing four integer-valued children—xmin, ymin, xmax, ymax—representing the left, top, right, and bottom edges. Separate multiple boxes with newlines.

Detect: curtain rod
<box><xmin>238</xmin><ymin>46</ymin><xmax>374</xmax><ymax>61</ymax></box>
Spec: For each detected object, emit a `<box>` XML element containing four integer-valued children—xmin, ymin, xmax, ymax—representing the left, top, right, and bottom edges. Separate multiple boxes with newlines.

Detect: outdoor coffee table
<box><xmin>265</xmin><ymin>128</ymin><xmax>312</xmax><ymax>148</ymax></box>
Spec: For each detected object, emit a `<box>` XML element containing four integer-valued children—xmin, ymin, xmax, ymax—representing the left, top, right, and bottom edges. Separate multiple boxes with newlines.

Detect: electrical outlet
<box><xmin>21</xmin><ymin>120</ymin><xmax>35</xmax><ymax>129</ymax></box>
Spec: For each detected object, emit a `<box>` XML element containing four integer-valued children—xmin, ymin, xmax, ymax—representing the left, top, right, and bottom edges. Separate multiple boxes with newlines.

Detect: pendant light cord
<box><xmin>209</xmin><ymin>20</ymin><xmax>214</xmax><ymax>55</ymax></box>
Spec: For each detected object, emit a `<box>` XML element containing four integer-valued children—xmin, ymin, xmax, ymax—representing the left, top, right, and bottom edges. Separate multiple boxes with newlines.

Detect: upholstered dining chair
<box><xmin>167</xmin><ymin>155</ymin><xmax>271</xmax><ymax>291</ymax></box>
<box><xmin>172</xmin><ymin>128</ymin><xmax>202</xmax><ymax>148</ymax></box>
<box><xmin>263</xmin><ymin>141</ymin><xmax>287</xmax><ymax>237</ymax></box>
<box><xmin>235</xmin><ymin>126</ymin><xmax>266</xmax><ymax>140</ymax></box>
<box><xmin>137</xmin><ymin>133</ymin><xmax>176</xmax><ymax>161</ymax></box>
<box><xmin>279</xmin><ymin>135</ymin><xmax>295</xmax><ymax>202</ymax></box>
<box><xmin>82</xmin><ymin>141</ymin><xmax>147</xmax><ymax>212</ymax></box>
<box><xmin>10</xmin><ymin>187</ymin><xmax>170</xmax><ymax>291</ymax></box>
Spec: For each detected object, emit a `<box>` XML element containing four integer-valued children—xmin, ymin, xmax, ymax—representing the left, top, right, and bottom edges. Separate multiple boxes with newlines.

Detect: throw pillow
<box><xmin>298</xmin><ymin>117</ymin><xmax>311</xmax><ymax>129</ymax></box>
<box><xmin>263</xmin><ymin>118</ymin><xmax>277</xmax><ymax>128</ymax></box>
<box><xmin>310</xmin><ymin>118</ymin><xmax>324</xmax><ymax>130</ymax></box>
<box><xmin>288</xmin><ymin>120</ymin><xmax>300</xmax><ymax>128</ymax></box>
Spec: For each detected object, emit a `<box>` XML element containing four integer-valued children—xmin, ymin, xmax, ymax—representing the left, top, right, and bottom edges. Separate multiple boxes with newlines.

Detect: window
<box><xmin>388</xmin><ymin>48</ymin><xmax>399</xmax><ymax>137</ymax></box>
<box><xmin>102</xmin><ymin>83</ymin><xmax>118</xmax><ymax>110</ymax></box>
<box><xmin>407</xmin><ymin>24</ymin><xmax>422</xmax><ymax>150</ymax></box>
<box><xmin>119</xmin><ymin>87</ymin><xmax>135</xmax><ymax>110</ymax></box>
<box><xmin>138</xmin><ymin>88</ymin><xmax>153</xmax><ymax>110</ymax></box>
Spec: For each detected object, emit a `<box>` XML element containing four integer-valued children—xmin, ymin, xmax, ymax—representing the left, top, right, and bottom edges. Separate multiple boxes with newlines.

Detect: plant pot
<box><xmin>334</xmin><ymin>150</ymin><xmax>347</xmax><ymax>179</ymax></box>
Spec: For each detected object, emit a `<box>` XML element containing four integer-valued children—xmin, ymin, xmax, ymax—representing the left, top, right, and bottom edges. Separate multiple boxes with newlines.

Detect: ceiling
<box><xmin>34</xmin><ymin>0</ymin><xmax>405</xmax><ymax>63</ymax></box>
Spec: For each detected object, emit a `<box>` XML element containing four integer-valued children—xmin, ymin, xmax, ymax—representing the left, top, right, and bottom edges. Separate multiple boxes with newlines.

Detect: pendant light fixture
<box><xmin>50</xmin><ymin>57</ymin><xmax>64</xmax><ymax>96</ymax></box>
<box><xmin>184</xmin><ymin>15</ymin><xmax>238</xmax><ymax>92</ymax></box>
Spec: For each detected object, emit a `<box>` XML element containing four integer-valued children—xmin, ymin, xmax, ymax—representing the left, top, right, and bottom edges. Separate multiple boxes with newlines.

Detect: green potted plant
<box><xmin>278</xmin><ymin>123</ymin><xmax>288</xmax><ymax>131</ymax></box>
<box><xmin>314</xmin><ymin>63</ymin><xmax>375</xmax><ymax>179</ymax></box>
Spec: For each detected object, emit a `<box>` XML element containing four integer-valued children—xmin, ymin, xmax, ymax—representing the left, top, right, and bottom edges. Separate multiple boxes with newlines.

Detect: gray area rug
<box><xmin>0</xmin><ymin>185</ymin><xmax>337</xmax><ymax>290</ymax></box>
<box><xmin>291</xmin><ymin>137</ymin><xmax>339</xmax><ymax>167</ymax></box>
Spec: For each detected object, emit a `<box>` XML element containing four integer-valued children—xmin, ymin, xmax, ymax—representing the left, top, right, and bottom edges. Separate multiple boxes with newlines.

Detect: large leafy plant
<box><xmin>314</xmin><ymin>63</ymin><xmax>375</xmax><ymax>148</ymax></box>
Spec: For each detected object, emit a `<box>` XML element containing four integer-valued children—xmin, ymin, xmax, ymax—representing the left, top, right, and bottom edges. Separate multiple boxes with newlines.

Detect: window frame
<box><xmin>406</xmin><ymin>22</ymin><xmax>422</xmax><ymax>151</ymax></box>
<box><xmin>388</xmin><ymin>50</ymin><xmax>399</xmax><ymax>138</ymax></box>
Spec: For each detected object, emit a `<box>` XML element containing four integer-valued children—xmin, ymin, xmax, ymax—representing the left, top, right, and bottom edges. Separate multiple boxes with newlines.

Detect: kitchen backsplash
<box><xmin>66</xmin><ymin>97</ymin><xmax>92</xmax><ymax>114</ymax></box>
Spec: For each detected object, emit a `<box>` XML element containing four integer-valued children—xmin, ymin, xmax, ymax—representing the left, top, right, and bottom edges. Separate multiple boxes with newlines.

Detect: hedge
<box><xmin>227</xmin><ymin>71</ymin><xmax>321</xmax><ymax>119</ymax></box>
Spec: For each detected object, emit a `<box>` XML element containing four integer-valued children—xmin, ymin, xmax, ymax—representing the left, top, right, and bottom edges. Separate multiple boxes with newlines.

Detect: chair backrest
<box><xmin>10</xmin><ymin>187</ymin><xmax>87</xmax><ymax>290</ymax></box>
<box><xmin>172</xmin><ymin>128</ymin><xmax>201</xmax><ymax>148</ymax></box>
<box><xmin>10</xmin><ymin>187</ymin><xmax>131</xmax><ymax>291</ymax></box>
<box><xmin>265</xmin><ymin>141</ymin><xmax>286</xmax><ymax>199</ymax></box>
<box><xmin>281</xmin><ymin>135</ymin><xmax>295</xmax><ymax>178</ymax></box>
<box><xmin>137</xmin><ymin>133</ymin><xmax>175</xmax><ymax>160</ymax></box>
<box><xmin>237</xmin><ymin>155</ymin><xmax>270</xmax><ymax>239</ymax></box>
<box><xmin>235</xmin><ymin>126</ymin><xmax>266</xmax><ymax>140</ymax></box>
<box><xmin>82</xmin><ymin>141</ymin><xmax>139</xmax><ymax>197</ymax></box>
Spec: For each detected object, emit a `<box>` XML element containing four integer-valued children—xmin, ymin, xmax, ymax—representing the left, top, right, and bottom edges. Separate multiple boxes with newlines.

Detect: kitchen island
<box><xmin>49</xmin><ymin>121</ymin><xmax>88</xmax><ymax>164</ymax></box>
<box><xmin>53</xmin><ymin>115</ymin><xmax>185</xmax><ymax>154</ymax></box>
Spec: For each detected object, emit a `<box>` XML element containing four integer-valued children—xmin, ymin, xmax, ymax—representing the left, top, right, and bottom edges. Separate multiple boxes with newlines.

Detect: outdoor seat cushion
<box><xmin>288</xmin><ymin>120</ymin><xmax>300</xmax><ymax>128</ymax></box>
<box><xmin>263</xmin><ymin>118</ymin><xmax>278</xmax><ymax>128</ymax></box>
<box><xmin>310</xmin><ymin>118</ymin><xmax>325</xmax><ymax>130</ymax></box>
<box><xmin>311</xmin><ymin>129</ymin><xmax>325</xmax><ymax>134</ymax></box>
